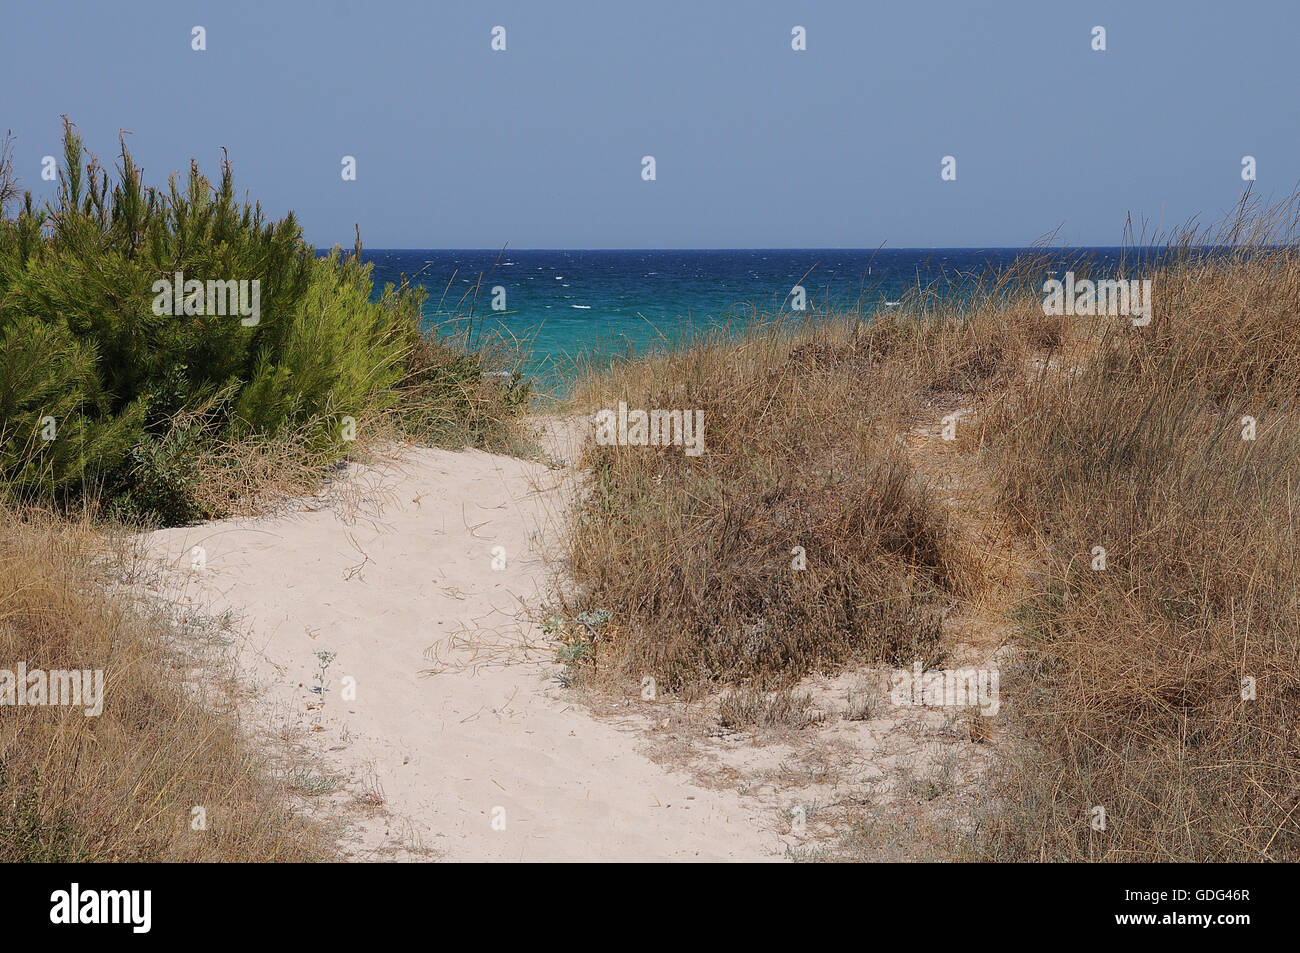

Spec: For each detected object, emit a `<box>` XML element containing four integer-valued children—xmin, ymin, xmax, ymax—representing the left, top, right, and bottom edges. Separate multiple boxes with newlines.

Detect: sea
<box><xmin>354</xmin><ymin>248</ymin><xmax>1144</xmax><ymax>395</ymax></box>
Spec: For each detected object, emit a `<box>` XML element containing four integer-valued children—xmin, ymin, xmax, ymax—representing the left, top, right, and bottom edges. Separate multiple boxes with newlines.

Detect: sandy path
<box><xmin>143</xmin><ymin>425</ymin><xmax>781</xmax><ymax>862</ymax></box>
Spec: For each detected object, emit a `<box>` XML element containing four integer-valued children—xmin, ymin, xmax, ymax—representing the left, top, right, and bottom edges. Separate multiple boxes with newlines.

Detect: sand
<box><xmin>142</xmin><ymin>423</ymin><xmax>782</xmax><ymax>862</ymax></box>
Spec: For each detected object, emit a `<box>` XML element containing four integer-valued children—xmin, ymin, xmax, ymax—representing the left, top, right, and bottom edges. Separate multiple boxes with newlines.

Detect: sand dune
<box><xmin>142</xmin><ymin>425</ymin><xmax>781</xmax><ymax>861</ymax></box>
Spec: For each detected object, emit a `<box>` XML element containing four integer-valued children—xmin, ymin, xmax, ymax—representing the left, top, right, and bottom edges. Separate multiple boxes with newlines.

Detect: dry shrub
<box><xmin>559</xmin><ymin>309</ymin><xmax>1018</xmax><ymax>694</ymax></box>
<box><xmin>0</xmin><ymin>505</ymin><xmax>326</xmax><ymax>861</ymax></box>
<box><xmin>973</xmin><ymin>195</ymin><xmax>1300</xmax><ymax>860</ymax></box>
<box><xmin>557</xmin><ymin>263</ymin><xmax>1065</xmax><ymax>696</ymax></box>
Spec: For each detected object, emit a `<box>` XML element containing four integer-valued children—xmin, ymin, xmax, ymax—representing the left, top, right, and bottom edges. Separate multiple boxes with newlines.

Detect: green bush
<box><xmin>0</xmin><ymin>121</ymin><xmax>528</xmax><ymax>523</ymax></box>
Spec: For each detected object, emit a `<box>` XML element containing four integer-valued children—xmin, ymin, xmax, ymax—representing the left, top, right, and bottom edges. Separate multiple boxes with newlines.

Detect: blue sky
<box><xmin>2</xmin><ymin>0</ymin><xmax>1296</xmax><ymax>248</ymax></box>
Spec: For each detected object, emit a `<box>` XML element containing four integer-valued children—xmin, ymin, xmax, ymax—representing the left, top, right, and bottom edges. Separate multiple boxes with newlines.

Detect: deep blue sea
<box><xmin>353</xmin><ymin>248</ymin><xmax>1140</xmax><ymax>394</ymax></box>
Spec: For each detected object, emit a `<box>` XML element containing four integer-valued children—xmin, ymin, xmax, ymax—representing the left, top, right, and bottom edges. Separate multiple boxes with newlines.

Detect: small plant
<box><xmin>842</xmin><ymin>688</ymin><xmax>877</xmax><ymax>722</ymax></box>
<box><xmin>912</xmin><ymin>778</ymin><xmax>944</xmax><ymax>802</ymax></box>
<box><xmin>0</xmin><ymin>761</ymin><xmax>85</xmax><ymax>862</ymax></box>
<box><xmin>556</xmin><ymin>640</ymin><xmax>592</xmax><ymax>668</ymax></box>
<box><xmin>313</xmin><ymin>650</ymin><xmax>337</xmax><ymax>699</ymax></box>
<box><xmin>575</xmin><ymin>609</ymin><xmax>611</xmax><ymax>636</ymax></box>
<box><xmin>551</xmin><ymin>609</ymin><xmax>612</xmax><ymax>684</ymax></box>
<box><xmin>286</xmin><ymin>768</ymin><xmax>340</xmax><ymax>797</ymax></box>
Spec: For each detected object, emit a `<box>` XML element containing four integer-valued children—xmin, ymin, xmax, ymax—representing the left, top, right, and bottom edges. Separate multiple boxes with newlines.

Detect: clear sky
<box><xmin>2</xmin><ymin>0</ymin><xmax>1296</xmax><ymax>248</ymax></box>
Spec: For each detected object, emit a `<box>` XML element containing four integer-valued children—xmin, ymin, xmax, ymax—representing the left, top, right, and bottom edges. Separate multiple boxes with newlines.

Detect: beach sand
<box><xmin>141</xmin><ymin>421</ymin><xmax>782</xmax><ymax>862</ymax></box>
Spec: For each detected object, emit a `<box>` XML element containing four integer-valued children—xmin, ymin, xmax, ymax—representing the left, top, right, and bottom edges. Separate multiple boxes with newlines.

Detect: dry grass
<box><xmin>0</xmin><ymin>505</ymin><xmax>328</xmax><ymax>861</ymax></box>
<box><xmin>555</xmin><ymin>284</ymin><xmax>1057</xmax><ymax>696</ymax></box>
<box><xmin>556</xmin><ymin>193</ymin><xmax>1300</xmax><ymax>863</ymax></box>
<box><xmin>718</xmin><ymin>684</ymin><xmax>823</xmax><ymax>730</ymax></box>
<box><xmin>970</xmin><ymin>195</ymin><xmax>1300</xmax><ymax>861</ymax></box>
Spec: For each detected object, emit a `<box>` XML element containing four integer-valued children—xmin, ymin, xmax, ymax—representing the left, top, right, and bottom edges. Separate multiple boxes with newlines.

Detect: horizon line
<box><xmin>319</xmin><ymin>244</ymin><xmax>1169</xmax><ymax>253</ymax></box>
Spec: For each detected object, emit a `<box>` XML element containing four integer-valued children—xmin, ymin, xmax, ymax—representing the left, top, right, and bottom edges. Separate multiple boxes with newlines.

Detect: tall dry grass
<box><xmin>558</xmin><ymin>195</ymin><xmax>1300</xmax><ymax>862</ymax></box>
<box><xmin>972</xmin><ymin>196</ymin><xmax>1300</xmax><ymax>861</ymax></box>
<box><xmin>0</xmin><ymin>505</ymin><xmax>327</xmax><ymax>861</ymax></box>
<box><xmin>556</xmin><ymin>289</ymin><xmax>1053</xmax><ymax>694</ymax></box>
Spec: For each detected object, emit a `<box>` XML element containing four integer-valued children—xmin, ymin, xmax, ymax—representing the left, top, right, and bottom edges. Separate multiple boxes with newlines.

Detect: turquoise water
<box><xmin>358</xmin><ymin>248</ymin><xmax>1137</xmax><ymax>393</ymax></box>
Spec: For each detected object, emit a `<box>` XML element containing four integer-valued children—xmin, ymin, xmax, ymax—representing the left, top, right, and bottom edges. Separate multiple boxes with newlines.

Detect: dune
<box><xmin>141</xmin><ymin>420</ymin><xmax>781</xmax><ymax>862</ymax></box>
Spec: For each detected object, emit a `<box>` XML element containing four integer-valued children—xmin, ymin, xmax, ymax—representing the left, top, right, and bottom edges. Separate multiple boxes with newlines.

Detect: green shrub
<box><xmin>0</xmin><ymin>121</ymin><xmax>528</xmax><ymax>523</ymax></box>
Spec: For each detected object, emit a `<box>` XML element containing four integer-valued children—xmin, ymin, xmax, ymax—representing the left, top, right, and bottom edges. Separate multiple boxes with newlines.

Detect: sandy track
<box><xmin>143</xmin><ymin>427</ymin><xmax>781</xmax><ymax>862</ymax></box>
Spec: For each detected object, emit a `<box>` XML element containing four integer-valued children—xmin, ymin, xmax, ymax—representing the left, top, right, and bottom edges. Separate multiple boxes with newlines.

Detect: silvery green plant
<box><xmin>313</xmin><ymin>650</ymin><xmax>336</xmax><ymax>702</ymax></box>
